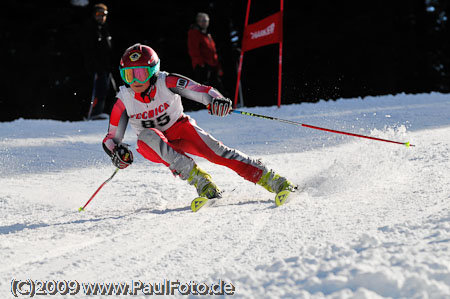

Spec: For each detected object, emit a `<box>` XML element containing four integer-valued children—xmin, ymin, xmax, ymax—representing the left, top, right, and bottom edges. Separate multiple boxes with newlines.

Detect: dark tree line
<box><xmin>1</xmin><ymin>0</ymin><xmax>448</xmax><ymax>122</ymax></box>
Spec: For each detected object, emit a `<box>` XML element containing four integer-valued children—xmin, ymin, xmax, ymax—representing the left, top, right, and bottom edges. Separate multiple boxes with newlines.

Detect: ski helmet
<box><xmin>119</xmin><ymin>43</ymin><xmax>160</xmax><ymax>84</ymax></box>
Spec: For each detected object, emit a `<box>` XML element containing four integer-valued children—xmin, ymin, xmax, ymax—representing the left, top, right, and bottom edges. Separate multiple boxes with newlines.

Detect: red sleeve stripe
<box><xmin>186</xmin><ymin>81</ymin><xmax>211</xmax><ymax>93</ymax></box>
<box><xmin>110</xmin><ymin>99</ymin><xmax>126</xmax><ymax>126</ymax></box>
<box><xmin>165</xmin><ymin>75</ymin><xmax>180</xmax><ymax>88</ymax></box>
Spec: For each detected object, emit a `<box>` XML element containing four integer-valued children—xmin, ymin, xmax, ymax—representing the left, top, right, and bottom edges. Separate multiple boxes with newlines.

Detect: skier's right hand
<box><xmin>208</xmin><ymin>97</ymin><xmax>232</xmax><ymax>117</ymax></box>
<box><xmin>112</xmin><ymin>144</ymin><xmax>134</xmax><ymax>169</ymax></box>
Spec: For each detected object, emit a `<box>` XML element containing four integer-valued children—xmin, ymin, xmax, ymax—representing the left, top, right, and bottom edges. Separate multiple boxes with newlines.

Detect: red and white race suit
<box><xmin>103</xmin><ymin>72</ymin><xmax>266</xmax><ymax>183</ymax></box>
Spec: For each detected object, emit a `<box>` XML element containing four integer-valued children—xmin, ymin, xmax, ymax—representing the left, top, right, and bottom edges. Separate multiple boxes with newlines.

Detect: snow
<box><xmin>1</xmin><ymin>92</ymin><xmax>450</xmax><ymax>298</ymax></box>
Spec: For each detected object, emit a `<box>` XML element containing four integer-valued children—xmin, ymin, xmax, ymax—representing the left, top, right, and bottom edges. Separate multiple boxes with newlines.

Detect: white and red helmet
<box><xmin>119</xmin><ymin>43</ymin><xmax>160</xmax><ymax>84</ymax></box>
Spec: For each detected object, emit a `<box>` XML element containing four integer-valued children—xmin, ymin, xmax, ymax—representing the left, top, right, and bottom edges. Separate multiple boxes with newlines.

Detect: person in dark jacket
<box><xmin>187</xmin><ymin>12</ymin><xmax>224</xmax><ymax>92</ymax></box>
<box><xmin>81</xmin><ymin>3</ymin><xmax>116</xmax><ymax>120</ymax></box>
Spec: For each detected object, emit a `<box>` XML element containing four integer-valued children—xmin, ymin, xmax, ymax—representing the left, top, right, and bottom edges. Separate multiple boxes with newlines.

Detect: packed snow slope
<box><xmin>1</xmin><ymin>93</ymin><xmax>450</xmax><ymax>298</ymax></box>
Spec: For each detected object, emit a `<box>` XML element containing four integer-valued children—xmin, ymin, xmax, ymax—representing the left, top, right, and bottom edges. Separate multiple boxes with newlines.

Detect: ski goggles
<box><xmin>120</xmin><ymin>63</ymin><xmax>160</xmax><ymax>84</ymax></box>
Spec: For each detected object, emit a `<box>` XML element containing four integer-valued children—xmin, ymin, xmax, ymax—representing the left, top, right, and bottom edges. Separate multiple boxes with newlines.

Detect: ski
<box><xmin>275</xmin><ymin>186</ymin><xmax>299</xmax><ymax>207</ymax></box>
<box><xmin>191</xmin><ymin>189</ymin><xmax>226</xmax><ymax>212</ymax></box>
<box><xmin>275</xmin><ymin>190</ymin><xmax>292</xmax><ymax>206</ymax></box>
<box><xmin>191</xmin><ymin>187</ymin><xmax>299</xmax><ymax>211</ymax></box>
<box><xmin>191</xmin><ymin>196</ymin><xmax>220</xmax><ymax>212</ymax></box>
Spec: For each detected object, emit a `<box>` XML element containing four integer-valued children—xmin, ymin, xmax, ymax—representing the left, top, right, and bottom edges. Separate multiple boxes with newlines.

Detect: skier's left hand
<box><xmin>208</xmin><ymin>97</ymin><xmax>232</xmax><ymax>117</ymax></box>
<box><xmin>112</xmin><ymin>144</ymin><xmax>134</xmax><ymax>169</ymax></box>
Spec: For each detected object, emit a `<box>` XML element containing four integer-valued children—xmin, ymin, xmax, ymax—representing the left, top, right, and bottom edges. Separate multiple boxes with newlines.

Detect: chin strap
<box><xmin>139</xmin><ymin>85</ymin><xmax>156</xmax><ymax>103</ymax></box>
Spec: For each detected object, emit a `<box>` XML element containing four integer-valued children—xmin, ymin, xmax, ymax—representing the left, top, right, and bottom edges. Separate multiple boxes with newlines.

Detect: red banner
<box><xmin>234</xmin><ymin>0</ymin><xmax>285</xmax><ymax>108</ymax></box>
<box><xmin>241</xmin><ymin>11</ymin><xmax>283</xmax><ymax>52</ymax></box>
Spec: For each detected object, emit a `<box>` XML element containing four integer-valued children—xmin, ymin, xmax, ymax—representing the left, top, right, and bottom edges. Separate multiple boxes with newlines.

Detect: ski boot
<box><xmin>188</xmin><ymin>164</ymin><xmax>221</xmax><ymax>199</ymax></box>
<box><xmin>188</xmin><ymin>165</ymin><xmax>223</xmax><ymax>212</ymax></box>
<box><xmin>257</xmin><ymin>169</ymin><xmax>297</xmax><ymax>206</ymax></box>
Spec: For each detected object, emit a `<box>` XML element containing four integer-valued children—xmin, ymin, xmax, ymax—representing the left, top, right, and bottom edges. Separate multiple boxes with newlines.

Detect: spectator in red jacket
<box><xmin>187</xmin><ymin>12</ymin><xmax>224</xmax><ymax>92</ymax></box>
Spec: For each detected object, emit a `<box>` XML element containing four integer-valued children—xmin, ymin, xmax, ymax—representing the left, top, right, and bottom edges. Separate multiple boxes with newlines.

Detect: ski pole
<box><xmin>232</xmin><ymin>110</ymin><xmax>414</xmax><ymax>147</ymax></box>
<box><xmin>79</xmin><ymin>168</ymin><xmax>119</xmax><ymax>212</ymax></box>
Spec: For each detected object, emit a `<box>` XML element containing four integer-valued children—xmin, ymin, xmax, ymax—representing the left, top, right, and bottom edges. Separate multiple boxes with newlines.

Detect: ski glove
<box><xmin>209</xmin><ymin>97</ymin><xmax>232</xmax><ymax>117</ymax></box>
<box><xmin>112</xmin><ymin>144</ymin><xmax>134</xmax><ymax>169</ymax></box>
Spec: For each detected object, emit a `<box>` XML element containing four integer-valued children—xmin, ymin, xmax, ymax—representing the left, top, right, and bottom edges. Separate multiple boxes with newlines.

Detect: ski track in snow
<box><xmin>1</xmin><ymin>93</ymin><xmax>450</xmax><ymax>298</ymax></box>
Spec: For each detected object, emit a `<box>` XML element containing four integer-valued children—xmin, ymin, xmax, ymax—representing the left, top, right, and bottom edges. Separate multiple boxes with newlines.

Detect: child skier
<box><xmin>102</xmin><ymin>43</ymin><xmax>296</xmax><ymax>207</ymax></box>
